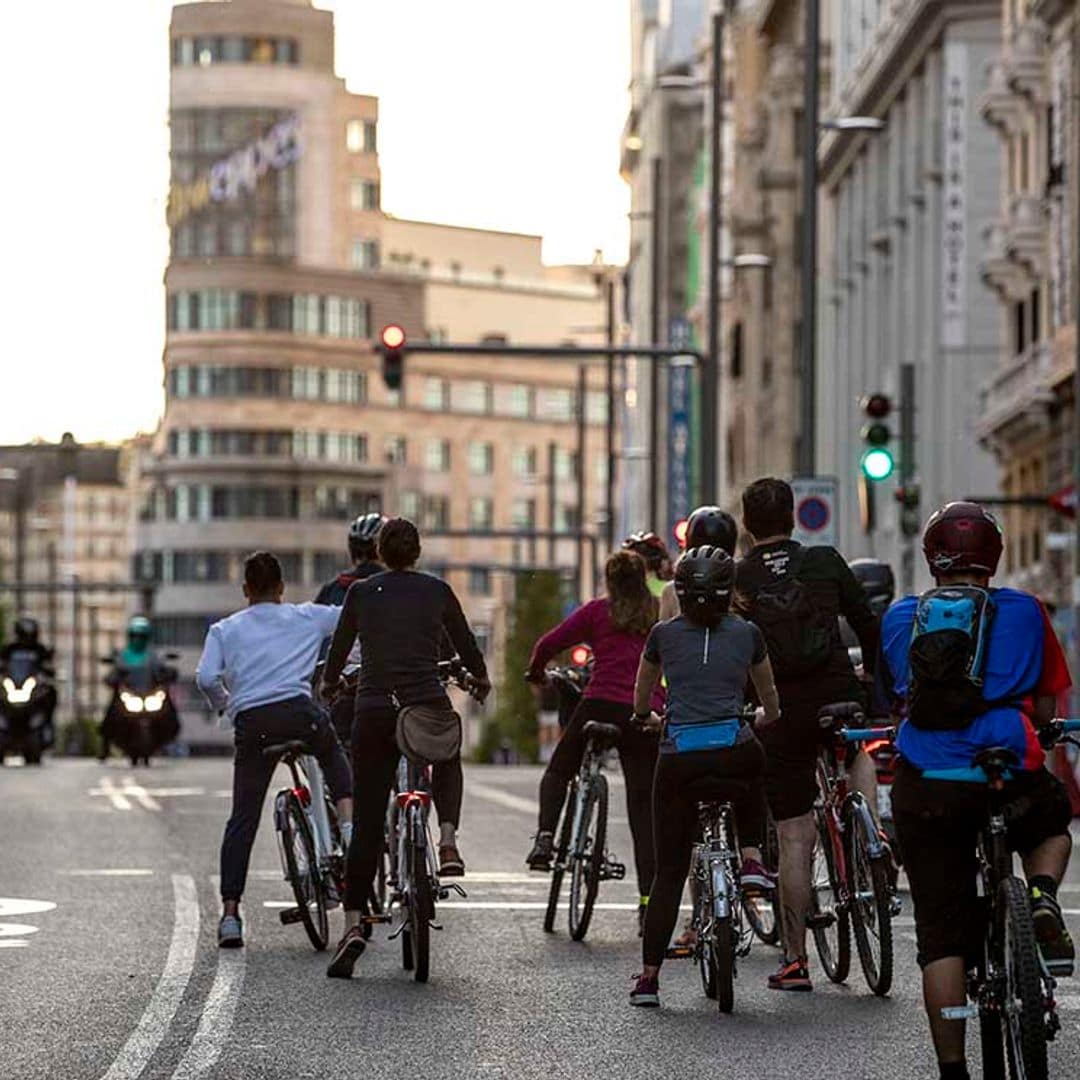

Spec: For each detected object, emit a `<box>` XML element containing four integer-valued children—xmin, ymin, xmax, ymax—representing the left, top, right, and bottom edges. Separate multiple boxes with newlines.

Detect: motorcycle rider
<box><xmin>623</xmin><ymin>532</ymin><xmax>674</xmax><ymax>599</ymax></box>
<box><xmin>659</xmin><ymin>506</ymin><xmax>739</xmax><ymax>621</ymax></box>
<box><xmin>0</xmin><ymin>616</ymin><xmax>58</xmax><ymax>758</ymax></box>
<box><xmin>314</xmin><ymin>513</ymin><xmax>386</xmax><ymax>745</ymax></box>
<box><xmin>100</xmin><ymin>615</ymin><xmax>179</xmax><ymax>760</ymax></box>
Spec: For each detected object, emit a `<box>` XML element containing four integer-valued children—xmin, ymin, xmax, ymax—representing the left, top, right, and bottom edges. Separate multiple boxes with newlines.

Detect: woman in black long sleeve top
<box><xmin>323</xmin><ymin>517</ymin><xmax>489</xmax><ymax>979</ymax></box>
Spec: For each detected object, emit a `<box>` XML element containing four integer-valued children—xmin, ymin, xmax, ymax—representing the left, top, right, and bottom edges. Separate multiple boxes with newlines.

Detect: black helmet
<box><xmin>348</xmin><ymin>512</ymin><xmax>385</xmax><ymax>561</ymax></box>
<box><xmin>685</xmin><ymin>506</ymin><xmax>738</xmax><ymax>556</ymax></box>
<box><xmin>848</xmin><ymin>558</ymin><xmax>896</xmax><ymax>615</ymax></box>
<box><xmin>674</xmin><ymin>546</ymin><xmax>735</xmax><ymax>626</ymax></box>
<box><xmin>14</xmin><ymin>616</ymin><xmax>39</xmax><ymax>645</ymax></box>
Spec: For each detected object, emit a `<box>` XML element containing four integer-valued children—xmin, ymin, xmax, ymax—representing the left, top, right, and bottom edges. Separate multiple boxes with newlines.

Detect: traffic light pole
<box><xmin>899</xmin><ymin>362</ymin><xmax>917</xmax><ymax>593</ymax></box>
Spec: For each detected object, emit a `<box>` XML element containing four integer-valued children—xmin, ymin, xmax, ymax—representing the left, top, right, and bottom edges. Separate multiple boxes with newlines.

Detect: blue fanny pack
<box><xmin>664</xmin><ymin>718</ymin><xmax>740</xmax><ymax>755</ymax></box>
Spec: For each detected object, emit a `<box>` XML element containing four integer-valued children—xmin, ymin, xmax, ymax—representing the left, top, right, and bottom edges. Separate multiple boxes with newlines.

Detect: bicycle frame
<box><xmin>692</xmin><ymin>802</ymin><xmax>748</xmax><ymax>949</ymax></box>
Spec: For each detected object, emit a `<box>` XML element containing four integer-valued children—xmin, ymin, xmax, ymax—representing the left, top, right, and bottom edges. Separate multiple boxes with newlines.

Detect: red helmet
<box><xmin>922</xmin><ymin>502</ymin><xmax>1004</xmax><ymax>577</ymax></box>
<box><xmin>622</xmin><ymin>531</ymin><xmax>671</xmax><ymax>573</ymax></box>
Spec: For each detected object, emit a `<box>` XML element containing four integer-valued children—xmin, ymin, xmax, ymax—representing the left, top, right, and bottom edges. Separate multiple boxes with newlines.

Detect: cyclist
<box><xmin>194</xmin><ymin>552</ymin><xmax>353</xmax><ymax>949</ymax></box>
<box><xmin>314</xmin><ymin>512</ymin><xmax>386</xmax><ymax>744</ymax></box>
<box><xmin>733</xmin><ymin>477</ymin><xmax>879</xmax><ymax>991</ymax></box>
<box><xmin>880</xmin><ymin>502</ymin><xmax>1073</xmax><ymax>1080</ymax></box>
<box><xmin>623</xmin><ymin>531</ymin><xmax>674</xmax><ymax>599</ymax></box>
<box><xmin>629</xmin><ymin>546</ymin><xmax>780</xmax><ymax>1007</ymax></box>
<box><xmin>322</xmin><ymin>517</ymin><xmax>490</xmax><ymax>979</ymax></box>
<box><xmin>525</xmin><ymin>550</ymin><xmax>662</xmax><ymax>931</ymax></box>
<box><xmin>659</xmin><ymin>505</ymin><xmax>738</xmax><ymax>620</ymax></box>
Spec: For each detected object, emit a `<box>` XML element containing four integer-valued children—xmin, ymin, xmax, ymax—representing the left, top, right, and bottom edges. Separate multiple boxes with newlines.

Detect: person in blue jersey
<box><xmin>879</xmin><ymin>502</ymin><xmax>1073</xmax><ymax>1080</ymax></box>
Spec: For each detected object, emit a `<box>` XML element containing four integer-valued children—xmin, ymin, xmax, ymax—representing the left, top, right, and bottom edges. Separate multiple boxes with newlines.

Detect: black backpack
<box><xmin>907</xmin><ymin>586</ymin><xmax>996</xmax><ymax>730</ymax></box>
<box><xmin>748</xmin><ymin>549</ymin><xmax>834</xmax><ymax>678</ymax></box>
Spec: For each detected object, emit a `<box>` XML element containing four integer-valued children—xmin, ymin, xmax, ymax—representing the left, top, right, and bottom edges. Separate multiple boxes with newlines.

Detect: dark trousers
<box><xmin>642</xmin><ymin>736</ymin><xmax>766</xmax><ymax>967</ymax></box>
<box><xmin>219</xmin><ymin>696</ymin><xmax>351</xmax><ymax>903</ymax></box>
<box><xmin>344</xmin><ymin>702</ymin><xmax>463</xmax><ymax>911</ymax></box>
<box><xmin>538</xmin><ymin>697</ymin><xmax>659</xmax><ymax>897</ymax></box>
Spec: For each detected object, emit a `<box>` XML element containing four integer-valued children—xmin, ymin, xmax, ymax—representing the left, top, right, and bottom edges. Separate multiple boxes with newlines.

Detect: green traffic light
<box><xmin>861</xmin><ymin>447</ymin><xmax>895</xmax><ymax>482</ymax></box>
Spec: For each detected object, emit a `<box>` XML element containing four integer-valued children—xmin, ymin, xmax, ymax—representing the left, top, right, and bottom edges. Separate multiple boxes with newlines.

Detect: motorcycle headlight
<box><xmin>120</xmin><ymin>691</ymin><xmax>144</xmax><ymax>713</ymax></box>
<box><xmin>145</xmin><ymin>690</ymin><xmax>166</xmax><ymax>713</ymax></box>
<box><xmin>3</xmin><ymin>676</ymin><xmax>34</xmax><ymax>704</ymax></box>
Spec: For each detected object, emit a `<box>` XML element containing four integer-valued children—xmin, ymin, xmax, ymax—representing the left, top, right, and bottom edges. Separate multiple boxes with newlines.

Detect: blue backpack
<box><xmin>907</xmin><ymin>586</ymin><xmax>997</xmax><ymax>730</ymax></box>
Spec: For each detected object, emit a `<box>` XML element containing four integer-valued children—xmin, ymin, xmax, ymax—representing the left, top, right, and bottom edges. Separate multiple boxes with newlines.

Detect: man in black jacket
<box><xmin>735</xmin><ymin>477</ymin><xmax>879</xmax><ymax>991</ymax></box>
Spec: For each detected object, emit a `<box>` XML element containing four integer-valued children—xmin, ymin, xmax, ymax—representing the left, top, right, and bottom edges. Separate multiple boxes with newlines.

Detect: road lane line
<box><xmin>170</xmin><ymin>949</ymin><xmax>245</xmax><ymax>1080</ymax></box>
<box><xmin>469</xmin><ymin>783</ymin><xmax>536</xmax><ymax>815</ymax></box>
<box><xmin>66</xmin><ymin>869</ymin><xmax>155</xmax><ymax>877</ymax></box>
<box><xmin>123</xmin><ymin>782</ymin><xmax>162</xmax><ymax>813</ymax></box>
<box><xmin>99</xmin><ymin>777</ymin><xmax>133</xmax><ymax>811</ymax></box>
<box><xmin>100</xmin><ymin>873</ymin><xmax>200</xmax><ymax>1080</ymax></box>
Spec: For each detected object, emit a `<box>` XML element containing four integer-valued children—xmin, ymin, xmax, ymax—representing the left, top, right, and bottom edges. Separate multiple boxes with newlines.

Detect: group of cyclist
<box><xmin>191</xmin><ymin>476</ymin><xmax>1075</xmax><ymax>1080</ymax></box>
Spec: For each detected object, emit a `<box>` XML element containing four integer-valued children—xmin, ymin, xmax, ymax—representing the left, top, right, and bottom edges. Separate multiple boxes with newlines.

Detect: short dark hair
<box><xmin>377</xmin><ymin>517</ymin><xmax>421</xmax><ymax>570</ymax></box>
<box><xmin>742</xmin><ymin>477</ymin><xmax>795</xmax><ymax>539</ymax></box>
<box><xmin>244</xmin><ymin>551</ymin><xmax>283</xmax><ymax>596</ymax></box>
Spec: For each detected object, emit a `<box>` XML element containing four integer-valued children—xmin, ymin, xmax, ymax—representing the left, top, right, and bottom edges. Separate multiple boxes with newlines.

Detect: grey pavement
<box><xmin>2</xmin><ymin>758</ymin><xmax>1080</xmax><ymax>1079</ymax></box>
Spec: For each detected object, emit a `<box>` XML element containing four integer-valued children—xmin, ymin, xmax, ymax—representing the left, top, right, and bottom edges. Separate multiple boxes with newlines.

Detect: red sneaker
<box><xmin>768</xmin><ymin>957</ymin><xmax>812</xmax><ymax>992</ymax></box>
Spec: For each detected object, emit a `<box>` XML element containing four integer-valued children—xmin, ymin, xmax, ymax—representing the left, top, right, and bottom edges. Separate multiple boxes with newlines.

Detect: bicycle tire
<box><xmin>980</xmin><ymin>1001</ymin><xmax>1006</xmax><ymax>1080</ymax></box>
<box><xmin>409</xmin><ymin>813</ymin><xmax>432</xmax><ymax>984</ymax></box>
<box><xmin>569</xmin><ymin>772</ymin><xmax>608</xmax><ymax>942</ymax></box>
<box><xmin>746</xmin><ymin>813</ymin><xmax>781</xmax><ymax>946</ymax></box>
<box><xmin>810</xmin><ymin>807</ymin><xmax>850</xmax><ymax>984</ymax></box>
<box><xmin>714</xmin><ymin>917</ymin><xmax>736</xmax><ymax>1014</ymax></box>
<box><xmin>847</xmin><ymin>803</ymin><xmax>893</xmax><ymax>996</ymax></box>
<box><xmin>1001</xmin><ymin>877</ymin><xmax>1048</xmax><ymax>1080</ymax></box>
<box><xmin>544</xmin><ymin>798</ymin><xmax>575</xmax><ymax>933</ymax></box>
<box><xmin>281</xmin><ymin>796</ymin><xmax>329</xmax><ymax>951</ymax></box>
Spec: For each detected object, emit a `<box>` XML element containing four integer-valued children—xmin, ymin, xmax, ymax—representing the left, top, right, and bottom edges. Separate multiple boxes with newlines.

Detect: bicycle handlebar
<box><xmin>840</xmin><ymin>726</ymin><xmax>896</xmax><ymax>744</ymax></box>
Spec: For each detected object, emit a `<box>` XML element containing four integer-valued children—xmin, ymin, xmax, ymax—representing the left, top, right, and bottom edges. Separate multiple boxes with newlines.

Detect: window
<box><xmin>507</xmin><ymin>384</ymin><xmax>534</xmax><ymax>418</ymax></box>
<box><xmin>423</xmin><ymin>378</ymin><xmax>449</xmax><ymax>410</ymax></box>
<box><xmin>469</xmin><ymin>497</ymin><xmax>494</xmax><ymax>531</ymax></box>
<box><xmin>555</xmin><ymin>505</ymin><xmax>579</xmax><ymax>533</ymax></box>
<box><xmin>585</xmin><ymin>392</ymin><xmax>608</xmax><ymax>425</ymax></box>
<box><xmin>425</xmin><ymin>439</ymin><xmax>451</xmax><ymax>472</ymax></box>
<box><xmin>512</xmin><ymin>498</ymin><xmax>536</xmax><ymax>530</ymax></box>
<box><xmin>467</xmin><ymin>442</ymin><xmax>494</xmax><ymax>475</ymax></box>
<box><xmin>171</xmin><ymin>36</ymin><xmax>298</xmax><ymax>67</ymax></box>
<box><xmin>424</xmin><ymin>495</ymin><xmax>450</xmax><ymax>530</ymax></box>
<box><xmin>468</xmin><ymin>567</ymin><xmax>492</xmax><ymax>595</ymax></box>
<box><xmin>512</xmin><ymin>445</ymin><xmax>537</xmax><ymax>479</ymax></box>
<box><xmin>454</xmin><ymin>381</ymin><xmax>493</xmax><ymax>414</ymax></box>
<box><xmin>385</xmin><ymin>436</ymin><xmax>407</xmax><ymax>465</ymax></box>
<box><xmin>399</xmin><ymin>491</ymin><xmax>421</xmax><ymax>519</ymax></box>
<box><xmin>539</xmin><ymin>387</ymin><xmax>574</xmax><ymax>421</ymax></box>
<box><xmin>351</xmin><ymin>239</ymin><xmax>380</xmax><ymax>270</ymax></box>
<box><xmin>346</xmin><ymin>120</ymin><xmax>364</xmax><ymax>153</ymax></box>
<box><xmin>314</xmin><ymin>486</ymin><xmax>379</xmax><ymax>520</ymax></box>
<box><xmin>350</xmin><ymin>179</ymin><xmax>380</xmax><ymax>211</ymax></box>
<box><xmin>167</xmin><ymin>291</ymin><xmax>368</xmax><ymax>339</ymax></box>
<box><xmin>554</xmin><ymin>448</ymin><xmax>576</xmax><ymax>481</ymax></box>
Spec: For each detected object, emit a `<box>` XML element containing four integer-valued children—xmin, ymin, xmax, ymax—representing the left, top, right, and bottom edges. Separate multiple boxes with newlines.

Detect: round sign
<box><xmin>797</xmin><ymin>495</ymin><xmax>830</xmax><ymax>533</ymax></box>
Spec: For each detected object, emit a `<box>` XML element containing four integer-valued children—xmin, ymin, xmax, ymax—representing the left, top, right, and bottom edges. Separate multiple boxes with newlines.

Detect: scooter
<box><xmin>0</xmin><ymin>654</ymin><xmax>56</xmax><ymax>765</ymax></box>
<box><xmin>102</xmin><ymin>657</ymin><xmax>180</xmax><ymax>766</ymax></box>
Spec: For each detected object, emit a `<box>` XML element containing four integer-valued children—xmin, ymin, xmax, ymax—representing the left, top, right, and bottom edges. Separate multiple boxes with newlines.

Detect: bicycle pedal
<box><xmin>665</xmin><ymin>945</ymin><xmax>694</xmax><ymax>960</ymax></box>
<box><xmin>889</xmin><ymin>895</ymin><xmax>903</xmax><ymax>917</ymax></box>
<box><xmin>361</xmin><ymin>913</ymin><xmax>392</xmax><ymax>925</ymax></box>
<box><xmin>805</xmin><ymin>911</ymin><xmax>836</xmax><ymax>931</ymax></box>
<box><xmin>941</xmin><ymin>1006</ymin><xmax>977</xmax><ymax>1020</ymax></box>
<box><xmin>1045</xmin><ymin>958</ymin><xmax>1075</xmax><ymax>978</ymax></box>
<box><xmin>278</xmin><ymin>907</ymin><xmax>304</xmax><ymax>925</ymax></box>
<box><xmin>601</xmin><ymin>861</ymin><xmax>626</xmax><ymax>881</ymax></box>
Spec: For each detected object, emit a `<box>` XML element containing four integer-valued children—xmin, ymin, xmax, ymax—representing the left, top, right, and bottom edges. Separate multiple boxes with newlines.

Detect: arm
<box><xmin>526</xmin><ymin>603</ymin><xmax>594</xmax><ymax>679</ymax></box>
<box><xmin>659</xmin><ymin>582</ymin><xmax>679</xmax><ymax>622</ymax></box>
<box><xmin>323</xmin><ymin>591</ymin><xmax>359</xmax><ymax>688</ymax></box>
<box><xmin>749</xmin><ymin>655</ymin><xmax>781</xmax><ymax>725</ymax></box>
<box><xmin>194</xmin><ymin>625</ymin><xmax>229</xmax><ymax>713</ymax></box>
<box><xmin>835</xmin><ymin>552</ymin><xmax>880</xmax><ymax>673</ymax></box>
<box><xmin>441</xmin><ymin>586</ymin><xmax>489</xmax><ymax>687</ymax></box>
<box><xmin>633</xmin><ymin>655</ymin><xmax>662</xmax><ymax>718</ymax></box>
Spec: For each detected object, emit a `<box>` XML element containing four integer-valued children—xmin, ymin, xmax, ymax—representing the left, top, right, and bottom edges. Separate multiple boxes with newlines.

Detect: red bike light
<box><xmin>570</xmin><ymin>645</ymin><xmax>591</xmax><ymax>667</ymax></box>
<box><xmin>293</xmin><ymin>786</ymin><xmax>311</xmax><ymax>808</ymax></box>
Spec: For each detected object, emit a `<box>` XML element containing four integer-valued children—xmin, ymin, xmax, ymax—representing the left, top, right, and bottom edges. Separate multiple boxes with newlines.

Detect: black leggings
<box><xmin>344</xmin><ymin>702</ymin><xmax>463</xmax><ymax>911</ymax></box>
<box><xmin>538</xmin><ymin>697</ymin><xmax>658</xmax><ymax>897</ymax></box>
<box><xmin>642</xmin><ymin>736</ymin><xmax>766</xmax><ymax>967</ymax></box>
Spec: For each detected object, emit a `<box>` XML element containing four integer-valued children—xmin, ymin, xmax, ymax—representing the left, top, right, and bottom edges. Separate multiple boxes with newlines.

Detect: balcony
<box><xmin>979</xmin><ymin>57</ymin><xmax>1023</xmax><ymax>134</ymax></box>
<box><xmin>1004</xmin><ymin>193</ymin><xmax>1047</xmax><ymax>275</ymax></box>
<box><xmin>1005</xmin><ymin>18</ymin><xmax>1049</xmax><ymax>104</ymax></box>
<box><xmin>979</xmin><ymin>221</ymin><xmax>1033</xmax><ymax>300</ymax></box>
<box><xmin>977</xmin><ymin>342</ymin><xmax>1057</xmax><ymax>444</ymax></box>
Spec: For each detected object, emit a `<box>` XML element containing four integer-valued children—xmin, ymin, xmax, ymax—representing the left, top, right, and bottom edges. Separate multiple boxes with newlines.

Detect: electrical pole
<box><xmin>575</xmin><ymin>363</ymin><xmax>587</xmax><ymax>601</ymax></box>
<box><xmin>650</xmin><ymin>155</ymin><xmax>664</xmax><ymax>528</ymax></box>
<box><xmin>703</xmin><ymin>8</ymin><xmax>724</xmax><ymax>505</ymax></box>
<box><xmin>605</xmin><ymin>277</ymin><xmax>617</xmax><ymax>553</ymax></box>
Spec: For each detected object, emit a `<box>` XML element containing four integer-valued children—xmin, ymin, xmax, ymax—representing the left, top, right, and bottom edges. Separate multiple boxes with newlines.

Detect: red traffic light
<box><xmin>570</xmin><ymin>645</ymin><xmax>592</xmax><ymax>667</ymax></box>
<box><xmin>673</xmin><ymin>519</ymin><xmax>689</xmax><ymax>549</ymax></box>
<box><xmin>381</xmin><ymin>324</ymin><xmax>406</xmax><ymax>350</ymax></box>
<box><xmin>861</xmin><ymin>393</ymin><xmax>892</xmax><ymax>418</ymax></box>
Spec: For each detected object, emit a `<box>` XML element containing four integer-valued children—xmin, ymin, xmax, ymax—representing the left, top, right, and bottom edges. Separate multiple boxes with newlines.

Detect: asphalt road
<box><xmin>3</xmin><ymin>757</ymin><xmax>1080</xmax><ymax>1080</ymax></box>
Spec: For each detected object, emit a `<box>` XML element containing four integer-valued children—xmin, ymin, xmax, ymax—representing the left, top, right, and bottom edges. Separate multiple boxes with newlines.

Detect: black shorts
<box><xmin>892</xmin><ymin>758</ymin><xmax>1072</xmax><ymax>968</ymax></box>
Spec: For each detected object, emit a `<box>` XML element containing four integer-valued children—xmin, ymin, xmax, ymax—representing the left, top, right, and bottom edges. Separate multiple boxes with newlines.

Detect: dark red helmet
<box><xmin>622</xmin><ymin>531</ymin><xmax>671</xmax><ymax>573</ymax></box>
<box><xmin>922</xmin><ymin>502</ymin><xmax>1004</xmax><ymax>577</ymax></box>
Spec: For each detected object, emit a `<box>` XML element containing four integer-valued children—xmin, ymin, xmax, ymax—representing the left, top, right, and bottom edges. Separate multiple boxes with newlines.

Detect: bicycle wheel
<box><xmin>544</xmin><ymin>798</ymin><xmax>575</xmax><ymax>933</ymax></box>
<box><xmin>695</xmin><ymin>863</ymin><xmax>717</xmax><ymax>999</ymax></box>
<box><xmin>408</xmin><ymin>814</ymin><xmax>433</xmax><ymax>984</ymax></box>
<box><xmin>1000</xmin><ymin>877</ymin><xmax>1048</xmax><ymax>1080</ymax></box>
<box><xmin>980</xmin><ymin>1002</ymin><xmax>1006</xmax><ymax>1080</ymax></box>
<box><xmin>746</xmin><ymin>813</ymin><xmax>781</xmax><ymax>946</ymax></box>
<box><xmin>810</xmin><ymin>808</ymin><xmax>850</xmax><ymax>983</ymax></box>
<box><xmin>281</xmin><ymin>796</ymin><xmax>329</xmax><ymax>951</ymax></box>
<box><xmin>568</xmin><ymin>772</ymin><xmax>608</xmax><ymax>942</ymax></box>
<box><xmin>714</xmin><ymin>917</ymin><xmax>736</xmax><ymax>1014</ymax></box>
<box><xmin>847</xmin><ymin>803</ymin><xmax>893</xmax><ymax>996</ymax></box>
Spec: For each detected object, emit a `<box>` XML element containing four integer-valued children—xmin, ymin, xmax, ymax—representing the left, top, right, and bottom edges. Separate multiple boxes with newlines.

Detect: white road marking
<box><xmin>469</xmin><ymin>783</ymin><xmax>536</xmax><ymax>815</ymax></box>
<box><xmin>123</xmin><ymin>782</ymin><xmax>162</xmax><ymax>813</ymax></box>
<box><xmin>0</xmin><ymin>940</ymin><xmax>29</xmax><ymax>948</ymax></box>
<box><xmin>0</xmin><ymin>898</ymin><xmax>57</xmax><ymax>917</ymax></box>
<box><xmin>170</xmin><ymin>949</ymin><xmax>246</xmax><ymax>1080</ymax></box>
<box><xmin>99</xmin><ymin>873</ymin><xmax>200</xmax><ymax>1080</ymax></box>
<box><xmin>96</xmin><ymin>776</ymin><xmax>133</xmax><ymax>811</ymax></box>
<box><xmin>0</xmin><ymin>923</ymin><xmax>40</xmax><ymax>937</ymax></box>
<box><xmin>1056</xmin><ymin>994</ymin><xmax>1080</xmax><ymax>1011</ymax></box>
<box><xmin>66</xmin><ymin>869</ymin><xmax>155</xmax><ymax>878</ymax></box>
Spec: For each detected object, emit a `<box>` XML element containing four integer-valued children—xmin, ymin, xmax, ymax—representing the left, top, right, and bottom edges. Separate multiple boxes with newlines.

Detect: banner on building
<box><xmin>667</xmin><ymin>316</ymin><xmax>694</xmax><ymax>538</ymax></box>
<box><xmin>942</xmin><ymin>43</ymin><xmax>968</xmax><ymax>349</ymax></box>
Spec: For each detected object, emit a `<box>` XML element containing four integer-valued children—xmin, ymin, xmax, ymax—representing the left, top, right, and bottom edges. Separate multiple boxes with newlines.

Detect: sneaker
<box><xmin>768</xmin><ymin>957</ymin><xmax>812</xmax><ymax>992</ymax></box>
<box><xmin>629</xmin><ymin>973</ymin><xmax>660</xmax><ymax>1007</ymax></box>
<box><xmin>1030</xmin><ymin>888</ymin><xmax>1075</xmax><ymax>976</ymax></box>
<box><xmin>526</xmin><ymin>832</ymin><xmax>554</xmax><ymax>871</ymax></box>
<box><xmin>326</xmin><ymin>926</ymin><xmax>367</xmax><ymax>979</ymax></box>
<box><xmin>218</xmin><ymin>914</ymin><xmax>243</xmax><ymax>949</ymax></box>
<box><xmin>439</xmin><ymin>844</ymin><xmax>465</xmax><ymax>878</ymax></box>
<box><xmin>740</xmin><ymin>858</ymin><xmax>777</xmax><ymax>895</ymax></box>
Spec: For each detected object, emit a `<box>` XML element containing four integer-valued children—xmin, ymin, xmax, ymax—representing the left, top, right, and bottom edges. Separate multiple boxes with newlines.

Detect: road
<box><xmin>2</xmin><ymin>758</ymin><xmax>1080</xmax><ymax>1080</ymax></box>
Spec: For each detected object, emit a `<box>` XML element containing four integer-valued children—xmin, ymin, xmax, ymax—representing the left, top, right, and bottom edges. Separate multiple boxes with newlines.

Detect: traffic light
<box><xmin>895</xmin><ymin>483</ymin><xmax>921</xmax><ymax>537</ymax></box>
<box><xmin>380</xmin><ymin>324</ymin><xmax>406</xmax><ymax>391</ymax></box>
<box><xmin>860</xmin><ymin>393</ymin><xmax>894</xmax><ymax>482</ymax></box>
<box><xmin>673</xmin><ymin>519</ymin><xmax>689</xmax><ymax>550</ymax></box>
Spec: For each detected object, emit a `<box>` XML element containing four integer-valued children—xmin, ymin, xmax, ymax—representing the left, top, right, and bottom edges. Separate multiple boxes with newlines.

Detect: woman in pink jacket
<box><xmin>525</xmin><ymin>551</ymin><xmax>661</xmax><ymax>926</ymax></box>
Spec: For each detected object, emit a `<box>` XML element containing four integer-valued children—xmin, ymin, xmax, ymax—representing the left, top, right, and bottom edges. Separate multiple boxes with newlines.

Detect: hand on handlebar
<box><xmin>634</xmin><ymin>711</ymin><xmax>664</xmax><ymax>734</ymax></box>
<box><xmin>524</xmin><ymin>669</ymin><xmax>546</xmax><ymax>686</ymax></box>
<box><xmin>318</xmin><ymin>677</ymin><xmax>341</xmax><ymax>704</ymax></box>
<box><xmin>472</xmin><ymin>676</ymin><xmax>492</xmax><ymax>704</ymax></box>
<box><xmin>753</xmin><ymin>706</ymin><xmax>777</xmax><ymax>729</ymax></box>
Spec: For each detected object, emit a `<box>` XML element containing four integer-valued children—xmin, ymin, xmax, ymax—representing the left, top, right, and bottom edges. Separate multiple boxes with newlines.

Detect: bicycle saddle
<box><xmin>972</xmin><ymin>746</ymin><xmax>1018</xmax><ymax>777</ymax></box>
<box><xmin>261</xmin><ymin>738</ymin><xmax>313</xmax><ymax>760</ymax></box>
<box><xmin>817</xmin><ymin>701</ymin><xmax>865</xmax><ymax>729</ymax></box>
<box><xmin>582</xmin><ymin>721</ymin><xmax>621</xmax><ymax>748</ymax></box>
<box><xmin>683</xmin><ymin>776</ymin><xmax>750</xmax><ymax>804</ymax></box>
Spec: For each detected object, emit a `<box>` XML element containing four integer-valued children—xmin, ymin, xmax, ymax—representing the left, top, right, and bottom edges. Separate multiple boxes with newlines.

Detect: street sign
<box><xmin>1049</xmin><ymin>484</ymin><xmax>1077</xmax><ymax>519</ymax></box>
<box><xmin>792</xmin><ymin>476</ymin><xmax>839</xmax><ymax>548</ymax></box>
<box><xmin>667</xmin><ymin>316</ymin><xmax>694</xmax><ymax>536</ymax></box>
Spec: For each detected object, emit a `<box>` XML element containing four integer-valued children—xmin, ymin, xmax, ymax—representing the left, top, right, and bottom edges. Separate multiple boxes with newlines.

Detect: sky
<box><xmin>1</xmin><ymin>0</ymin><xmax>631</xmax><ymax>445</ymax></box>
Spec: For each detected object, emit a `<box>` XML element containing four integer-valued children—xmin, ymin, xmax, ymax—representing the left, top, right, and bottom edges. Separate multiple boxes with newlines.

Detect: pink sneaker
<box><xmin>740</xmin><ymin>858</ymin><xmax>777</xmax><ymax>895</ymax></box>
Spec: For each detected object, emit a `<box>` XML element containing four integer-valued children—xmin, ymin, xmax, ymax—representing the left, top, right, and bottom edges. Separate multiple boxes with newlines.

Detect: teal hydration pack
<box><xmin>907</xmin><ymin>586</ymin><xmax>996</xmax><ymax>730</ymax></box>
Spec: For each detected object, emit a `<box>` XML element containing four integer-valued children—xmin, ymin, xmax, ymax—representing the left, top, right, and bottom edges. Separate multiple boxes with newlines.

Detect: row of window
<box><xmin>168</xmin><ymin>366</ymin><xmax>366</xmax><ymax>404</ymax></box>
<box><xmin>166</xmin><ymin>429</ymin><xmax>369</xmax><ymax>465</ymax></box>
<box><xmin>171</xmin><ymin>36</ymin><xmax>299</xmax><ymax>67</ymax></box>
<box><xmin>421</xmin><ymin>377</ymin><xmax>608</xmax><ymax>423</ymax></box>
<box><xmin>167</xmin><ymin>290</ymin><xmax>370</xmax><ymax>339</ymax></box>
<box><xmin>140</xmin><ymin>485</ymin><xmax>380</xmax><ymax>523</ymax></box>
<box><xmin>422</xmin><ymin>439</ymin><xmax>577</xmax><ymax>479</ymax></box>
<box><xmin>395</xmin><ymin>492</ymin><xmax>578</xmax><ymax>534</ymax></box>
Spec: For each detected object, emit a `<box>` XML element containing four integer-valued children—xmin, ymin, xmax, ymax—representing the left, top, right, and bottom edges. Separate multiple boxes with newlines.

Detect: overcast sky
<box><xmin>2</xmin><ymin>0</ymin><xmax>630</xmax><ymax>445</ymax></box>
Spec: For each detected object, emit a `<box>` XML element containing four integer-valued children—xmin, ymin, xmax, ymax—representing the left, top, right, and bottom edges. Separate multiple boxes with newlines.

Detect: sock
<box><xmin>440</xmin><ymin>822</ymin><xmax>457</xmax><ymax>847</ymax></box>
<box><xmin>938</xmin><ymin>1060</ymin><xmax>969</xmax><ymax>1080</ymax></box>
<box><xmin>1029</xmin><ymin>875</ymin><xmax>1058</xmax><ymax>902</ymax></box>
<box><xmin>340</xmin><ymin>821</ymin><xmax>353</xmax><ymax>851</ymax></box>
<box><xmin>639</xmin><ymin>895</ymin><xmax>649</xmax><ymax>908</ymax></box>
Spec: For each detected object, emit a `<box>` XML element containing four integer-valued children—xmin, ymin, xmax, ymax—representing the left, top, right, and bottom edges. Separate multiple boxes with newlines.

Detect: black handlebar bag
<box><xmin>396</xmin><ymin>703</ymin><xmax>462</xmax><ymax>764</ymax></box>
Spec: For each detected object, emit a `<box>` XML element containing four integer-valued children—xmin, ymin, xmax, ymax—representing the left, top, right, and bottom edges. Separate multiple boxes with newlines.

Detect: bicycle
<box><xmin>952</xmin><ymin>717</ymin><xmax>1080</xmax><ymax>1080</ymax></box>
<box><xmin>543</xmin><ymin>718</ymin><xmax>627</xmax><ymax>941</ymax></box>
<box><xmin>263</xmin><ymin>737</ymin><xmax>346</xmax><ymax>951</ymax></box>
<box><xmin>744</xmin><ymin>809</ymin><xmax>781</xmax><ymax>948</ymax></box>
<box><xmin>665</xmin><ymin>782</ymin><xmax>756</xmax><ymax>1014</ymax></box>
<box><xmin>810</xmin><ymin>701</ymin><xmax>899</xmax><ymax>996</ymax></box>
